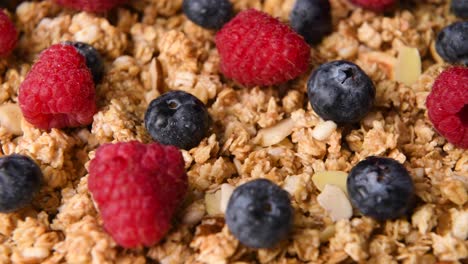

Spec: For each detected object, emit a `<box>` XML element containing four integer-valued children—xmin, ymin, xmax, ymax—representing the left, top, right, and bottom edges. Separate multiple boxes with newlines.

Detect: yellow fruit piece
<box><xmin>394</xmin><ymin>46</ymin><xmax>422</xmax><ymax>86</ymax></box>
<box><xmin>312</xmin><ymin>170</ymin><xmax>348</xmax><ymax>195</ymax></box>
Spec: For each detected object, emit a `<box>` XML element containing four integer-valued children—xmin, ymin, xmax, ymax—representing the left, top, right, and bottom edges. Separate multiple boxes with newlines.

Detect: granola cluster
<box><xmin>0</xmin><ymin>0</ymin><xmax>466</xmax><ymax>263</ymax></box>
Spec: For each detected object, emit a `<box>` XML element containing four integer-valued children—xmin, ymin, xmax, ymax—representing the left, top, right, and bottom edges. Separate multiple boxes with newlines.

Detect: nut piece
<box><xmin>205</xmin><ymin>189</ymin><xmax>221</xmax><ymax>215</ymax></box>
<box><xmin>319</xmin><ymin>225</ymin><xmax>336</xmax><ymax>242</ymax></box>
<box><xmin>0</xmin><ymin>103</ymin><xmax>23</xmax><ymax>135</ymax></box>
<box><xmin>312</xmin><ymin>120</ymin><xmax>337</xmax><ymax>141</ymax></box>
<box><xmin>219</xmin><ymin>183</ymin><xmax>235</xmax><ymax>214</ymax></box>
<box><xmin>394</xmin><ymin>46</ymin><xmax>422</xmax><ymax>86</ymax></box>
<box><xmin>317</xmin><ymin>184</ymin><xmax>353</xmax><ymax>222</ymax></box>
<box><xmin>204</xmin><ymin>183</ymin><xmax>235</xmax><ymax>215</ymax></box>
<box><xmin>312</xmin><ymin>171</ymin><xmax>348</xmax><ymax>195</ymax></box>
<box><xmin>255</xmin><ymin>117</ymin><xmax>295</xmax><ymax>147</ymax></box>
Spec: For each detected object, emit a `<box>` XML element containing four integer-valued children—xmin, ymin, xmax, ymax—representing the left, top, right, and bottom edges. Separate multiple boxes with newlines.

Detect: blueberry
<box><xmin>435</xmin><ymin>21</ymin><xmax>468</xmax><ymax>66</ymax></box>
<box><xmin>451</xmin><ymin>0</ymin><xmax>468</xmax><ymax>18</ymax></box>
<box><xmin>183</xmin><ymin>0</ymin><xmax>233</xmax><ymax>30</ymax></box>
<box><xmin>225</xmin><ymin>179</ymin><xmax>293</xmax><ymax>248</ymax></box>
<box><xmin>289</xmin><ymin>0</ymin><xmax>332</xmax><ymax>45</ymax></box>
<box><xmin>144</xmin><ymin>90</ymin><xmax>211</xmax><ymax>150</ymax></box>
<box><xmin>347</xmin><ymin>156</ymin><xmax>414</xmax><ymax>221</ymax></box>
<box><xmin>64</xmin><ymin>41</ymin><xmax>105</xmax><ymax>83</ymax></box>
<box><xmin>307</xmin><ymin>60</ymin><xmax>375</xmax><ymax>123</ymax></box>
<box><xmin>0</xmin><ymin>154</ymin><xmax>42</xmax><ymax>212</ymax></box>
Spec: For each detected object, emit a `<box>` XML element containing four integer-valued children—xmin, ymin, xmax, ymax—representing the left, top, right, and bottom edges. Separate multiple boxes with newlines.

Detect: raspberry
<box><xmin>215</xmin><ymin>9</ymin><xmax>310</xmax><ymax>86</ymax></box>
<box><xmin>53</xmin><ymin>0</ymin><xmax>128</xmax><ymax>12</ymax></box>
<box><xmin>426</xmin><ymin>67</ymin><xmax>468</xmax><ymax>149</ymax></box>
<box><xmin>88</xmin><ymin>141</ymin><xmax>187</xmax><ymax>248</ymax></box>
<box><xmin>0</xmin><ymin>9</ymin><xmax>18</xmax><ymax>57</ymax></box>
<box><xmin>349</xmin><ymin>0</ymin><xmax>396</xmax><ymax>12</ymax></box>
<box><xmin>18</xmin><ymin>43</ymin><xmax>97</xmax><ymax>130</ymax></box>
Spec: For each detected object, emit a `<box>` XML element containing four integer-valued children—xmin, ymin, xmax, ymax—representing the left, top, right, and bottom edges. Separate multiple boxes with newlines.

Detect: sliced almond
<box><xmin>0</xmin><ymin>103</ymin><xmax>23</xmax><ymax>135</ymax></box>
<box><xmin>255</xmin><ymin>117</ymin><xmax>295</xmax><ymax>147</ymax></box>
<box><xmin>205</xmin><ymin>189</ymin><xmax>222</xmax><ymax>216</ymax></box>
<box><xmin>204</xmin><ymin>183</ymin><xmax>235</xmax><ymax>216</ymax></box>
<box><xmin>312</xmin><ymin>120</ymin><xmax>337</xmax><ymax>141</ymax></box>
<box><xmin>219</xmin><ymin>183</ymin><xmax>235</xmax><ymax>214</ymax></box>
<box><xmin>394</xmin><ymin>46</ymin><xmax>422</xmax><ymax>86</ymax></box>
<box><xmin>312</xmin><ymin>171</ymin><xmax>348</xmax><ymax>195</ymax></box>
<box><xmin>317</xmin><ymin>184</ymin><xmax>353</xmax><ymax>222</ymax></box>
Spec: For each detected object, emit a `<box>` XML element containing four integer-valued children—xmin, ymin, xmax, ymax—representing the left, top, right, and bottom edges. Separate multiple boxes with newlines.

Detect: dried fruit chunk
<box><xmin>312</xmin><ymin>170</ymin><xmax>348</xmax><ymax>195</ymax></box>
<box><xmin>317</xmin><ymin>184</ymin><xmax>353</xmax><ymax>222</ymax></box>
<box><xmin>394</xmin><ymin>46</ymin><xmax>422</xmax><ymax>86</ymax></box>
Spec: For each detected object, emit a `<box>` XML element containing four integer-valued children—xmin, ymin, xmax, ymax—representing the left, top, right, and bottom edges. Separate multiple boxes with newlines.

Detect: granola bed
<box><xmin>0</xmin><ymin>0</ymin><xmax>467</xmax><ymax>263</ymax></box>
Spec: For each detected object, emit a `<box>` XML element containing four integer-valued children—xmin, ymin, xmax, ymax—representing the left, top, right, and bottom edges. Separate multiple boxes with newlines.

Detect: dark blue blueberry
<box><xmin>290</xmin><ymin>0</ymin><xmax>332</xmax><ymax>45</ymax></box>
<box><xmin>144</xmin><ymin>90</ymin><xmax>211</xmax><ymax>150</ymax></box>
<box><xmin>451</xmin><ymin>0</ymin><xmax>468</xmax><ymax>18</ymax></box>
<box><xmin>435</xmin><ymin>21</ymin><xmax>468</xmax><ymax>66</ymax></box>
<box><xmin>347</xmin><ymin>156</ymin><xmax>414</xmax><ymax>221</ymax></box>
<box><xmin>307</xmin><ymin>60</ymin><xmax>375</xmax><ymax>123</ymax></box>
<box><xmin>225</xmin><ymin>179</ymin><xmax>293</xmax><ymax>248</ymax></box>
<box><xmin>0</xmin><ymin>154</ymin><xmax>42</xmax><ymax>212</ymax></box>
<box><xmin>64</xmin><ymin>41</ymin><xmax>105</xmax><ymax>83</ymax></box>
<box><xmin>183</xmin><ymin>0</ymin><xmax>233</xmax><ymax>30</ymax></box>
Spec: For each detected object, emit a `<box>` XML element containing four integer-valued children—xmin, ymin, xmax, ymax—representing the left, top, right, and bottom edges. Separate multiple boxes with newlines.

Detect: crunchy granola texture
<box><xmin>0</xmin><ymin>0</ymin><xmax>467</xmax><ymax>263</ymax></box>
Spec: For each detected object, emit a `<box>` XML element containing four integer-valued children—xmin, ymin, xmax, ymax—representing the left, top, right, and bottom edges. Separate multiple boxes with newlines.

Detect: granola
<box><xmin>0</xmin><ymin>0</ymin><xmax>467</xmax><ymax>263</ymax></box>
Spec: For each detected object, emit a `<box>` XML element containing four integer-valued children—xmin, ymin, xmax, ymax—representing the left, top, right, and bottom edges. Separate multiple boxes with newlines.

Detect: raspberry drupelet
<box><xmin>349</xmin><ymin>0</ymin><xmax>396</xmax><ymax>12</ymax></box>
<box><xmin>53</xmin><ymin>0</ymin><xmax>128</xmax><ymax>12</ymax></box>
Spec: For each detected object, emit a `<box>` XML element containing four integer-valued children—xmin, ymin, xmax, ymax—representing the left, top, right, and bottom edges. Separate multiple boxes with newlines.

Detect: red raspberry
<box><xmin>0</xmin><ymin>9</ymin><xmax>18</xmax><ymax>57</ymax></box>
<box><xmin>53</xmin><ymin>0</ymin><xmax>128</xmax><ymax>12</ymax></box>
<box><xmin>18</xmin><ymin>44</ymin><xmax>96</xmax><ymax>130</ymax></box>
<box><xmin>88</xmin><ymin>141</ymin><xmax>187</xmax><ymax>248</ymax></box>
<box><xmin>426</xmin><ymin>67</ymin><xmax>468</xmax><ymax>149</ymax></box>
<box><xmin>215</xmin><ymin>9</ymin><xmax>310</xmax><ymax>87</ymax></box>
<box><xmin>349</xmin><ymin>0</ymin><xmax>396</xmax><ymax>12</ymax></box>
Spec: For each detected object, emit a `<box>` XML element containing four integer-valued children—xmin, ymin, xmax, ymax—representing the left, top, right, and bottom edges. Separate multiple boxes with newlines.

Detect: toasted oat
<box><xmin>0</xmin><ymin>1</ymin><xmax>465</xmax><ymax>263</ymax></box>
